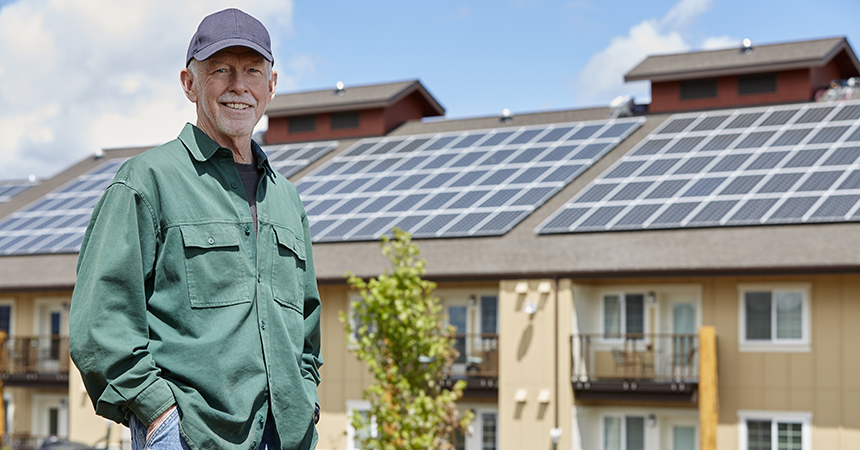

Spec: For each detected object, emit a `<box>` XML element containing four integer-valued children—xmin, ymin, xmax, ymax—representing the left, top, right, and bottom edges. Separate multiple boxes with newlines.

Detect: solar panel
<box><xmin>0</xmin><ymin>180</ymin><xmax>36</xmax><ymax>204</ymax></box>
<box><xmin>0</xmin><ymin>159</ymin><xmax>126</xmax><ymax>255</ymax></box>
<box><xmin>0</xmin><ymin>140</ymin><xmax>337</xmax><ymax>255</ymax></box>
<box><xmin>538</xmin><ymin>100</ymin><xmax>860</xmax><ymax>234</ymax></box>
<box><xmin>297</xmin><ymin>118</ymin><xmax>645</xmax><ymax>242</ymax></box>
<box><xmin>263</xmin><ymin>140</ymin><xmax>338</xmax><ymax>178</ymax></box>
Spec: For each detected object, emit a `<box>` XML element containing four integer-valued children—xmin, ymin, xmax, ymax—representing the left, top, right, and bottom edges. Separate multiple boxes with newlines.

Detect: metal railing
<box><xmin>0</xmin><ymin>335</ymin><xmax>70</xmax><ymax>374</ymax></box>
<box><xmin>445</xmin><ymin>333</ymin><xmax>499</xmax><ymax>379</ymax></box>
<box><xmin>2</xmin><ymin>433</ymin><xmax>54</xmax><ymax>450</ymax></box>
<box><xmin>571</xmin><ymin>333</ymin><xmax>698</xmax><ymax>383</ymax></box>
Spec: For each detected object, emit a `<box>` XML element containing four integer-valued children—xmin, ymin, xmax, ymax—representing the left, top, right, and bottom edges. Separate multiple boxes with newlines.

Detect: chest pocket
<box><xmin>272</xmin><ymin>225</ymin><xmax>306</xmax><ymax>312</ymax></box>
<box><xmin>181</xmin><ymin>224</ymin><xmax>251</xmax><ymax>308</ymax></box>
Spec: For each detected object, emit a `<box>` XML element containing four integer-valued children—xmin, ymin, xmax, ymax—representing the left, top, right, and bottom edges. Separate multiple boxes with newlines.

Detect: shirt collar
<box><xmin>178</xmin><ymin>123</ymin><xmax>274</xmax><ymax>176</ymax></box>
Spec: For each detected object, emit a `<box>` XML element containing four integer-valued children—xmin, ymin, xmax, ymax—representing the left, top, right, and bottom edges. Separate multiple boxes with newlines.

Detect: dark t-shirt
<box><xmin>236</xmin><ymin>160</ymin><xmax>262</xmax><ymax>234</ymax></box>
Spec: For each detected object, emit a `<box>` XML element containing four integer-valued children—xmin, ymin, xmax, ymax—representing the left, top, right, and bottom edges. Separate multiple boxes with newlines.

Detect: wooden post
<box><xmin>698</xmin><ymin>326</ymin><xmax>717</xmax><ymax>450</ymax></box>
<box><xmin>0</xmin><ymin>330</ymin><xmax>6</xmax><ymax>437</ymax></box>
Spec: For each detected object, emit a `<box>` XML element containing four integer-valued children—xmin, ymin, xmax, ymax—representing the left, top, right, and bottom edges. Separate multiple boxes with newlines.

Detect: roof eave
<box><xmin>266</xmin><ymin>100</ymin><xmax>392</xmax><ymax>118</ymax></box>
<box><xmin>625</xmin><ymin>59</ymin><xmax>825</xmax><ymax>83</ymax></box>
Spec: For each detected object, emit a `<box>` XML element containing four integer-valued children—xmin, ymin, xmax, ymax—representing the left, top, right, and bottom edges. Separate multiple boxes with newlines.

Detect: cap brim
<box><xmin>187</xmin><ymin>38</ymin><xmax>274</xmax><ymax>66</ymax></box>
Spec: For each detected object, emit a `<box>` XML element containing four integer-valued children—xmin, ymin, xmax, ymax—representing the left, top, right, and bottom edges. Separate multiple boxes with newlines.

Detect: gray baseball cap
<box><xmin>186</xmin><ymin>8</ymin><xmax>273</xmax><ymax>67</ymax></box>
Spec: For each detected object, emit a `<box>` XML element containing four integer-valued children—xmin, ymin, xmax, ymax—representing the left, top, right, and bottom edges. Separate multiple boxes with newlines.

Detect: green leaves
<box><xmin>341</xmin><ymin>228</ymin><xmax>473</xmax><ymax>450</ymax></box>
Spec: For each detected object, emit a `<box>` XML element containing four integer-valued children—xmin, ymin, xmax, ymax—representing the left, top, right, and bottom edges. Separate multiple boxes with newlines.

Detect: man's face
<box><xmin>181</xmin><ymin>47</ymin><xmax>277</xmax><ymax>143</ymax></box>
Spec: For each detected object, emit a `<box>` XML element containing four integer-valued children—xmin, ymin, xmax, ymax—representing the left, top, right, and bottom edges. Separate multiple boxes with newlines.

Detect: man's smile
<box><xmin>223</xmin><ymin>102</ymin><xmax>251</xmax><ymax>110</ymax></box>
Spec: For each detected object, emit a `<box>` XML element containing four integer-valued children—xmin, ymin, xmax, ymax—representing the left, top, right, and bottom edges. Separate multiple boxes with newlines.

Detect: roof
<box><xmin>266</xmin><ymin>79</ymin><xmax>445</xmax><ymax>118</ymax></box>
<box><xmin>625</xmin><ymin>37</ymin><xmax>860</xmax><ymax>82</ymax></box>
<box><xmin>5</xmin><ymin>102</ymin><xmax>860</xmax><ymax>291</ymax></box>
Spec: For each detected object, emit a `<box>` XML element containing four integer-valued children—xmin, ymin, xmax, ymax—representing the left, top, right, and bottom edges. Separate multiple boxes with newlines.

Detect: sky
<box><xmin>1</xmin><ymin>0</ymin><xmax>859</xmax><ymax>180</ymax></box>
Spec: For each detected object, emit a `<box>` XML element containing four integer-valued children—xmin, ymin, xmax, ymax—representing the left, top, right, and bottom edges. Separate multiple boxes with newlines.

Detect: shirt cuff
<box><xmin>128</xmin><ymin>378</ymin><xmax>176</xmax><ymax>426</ymax></box>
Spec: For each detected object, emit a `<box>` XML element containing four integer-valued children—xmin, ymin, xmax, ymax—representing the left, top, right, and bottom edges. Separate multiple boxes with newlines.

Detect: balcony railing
<box><xmin>571</xmin><ymin>333</ymin><xmax>698</xmax><ymax>403</ymax></box>
<box><xmin>0</xmin><ymin>335</ymin><xmax>70</xmax><ymax>387</ymax></box>
<box><xmin>3</xmin><ymin>433</ymin><xmax>56</xmax><ymax>450</ymax></box>
<box><xmin>441</xmin><ymin>333</ymin><xmax>498</xmax><ymax>391</ymax></box>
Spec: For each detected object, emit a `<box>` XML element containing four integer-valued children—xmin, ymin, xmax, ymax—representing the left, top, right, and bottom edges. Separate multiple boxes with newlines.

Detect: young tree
<box><xmin>340</xmin><ymin>228</ymin><xmax>473</xmax><ymax>450</ymax></box>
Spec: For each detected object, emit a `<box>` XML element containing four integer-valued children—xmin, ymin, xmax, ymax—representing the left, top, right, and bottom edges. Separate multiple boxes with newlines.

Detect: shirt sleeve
<box><xmin>299</xmin><ymin>211</ymin><xmax>323</xmax><ymax>408</ymax></box>
<box><xmin>69</xmin><ymin>182</ymin><xmax>176</xmax><ymax>426</ymax></box>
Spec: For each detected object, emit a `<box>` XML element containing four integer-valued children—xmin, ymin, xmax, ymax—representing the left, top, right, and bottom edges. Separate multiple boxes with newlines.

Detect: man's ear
<box><xmin>268</xmin><ymin>70</ymin><xmax>278</xmax><ymax>102</ymax></box>
<box><xmin>180</xmin><ymin>68</ymin><xmax>198</xmax><ymax>103</ymax></box>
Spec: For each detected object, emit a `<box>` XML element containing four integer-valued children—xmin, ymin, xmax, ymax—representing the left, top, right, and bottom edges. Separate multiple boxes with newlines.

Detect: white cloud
<box><xmin>574</xmin><ymin>0</ymin><xmax>734</xmax><ymax>106</ymax></box>
<box><xmin>0</xmin><ymin>0</ymin><xmax>294</xmax><ymax>180</ymax></box>
<box><xmin>661</xmin><ymin>0</ymin><xmax>712</xmax><ymax>29</ymax></box>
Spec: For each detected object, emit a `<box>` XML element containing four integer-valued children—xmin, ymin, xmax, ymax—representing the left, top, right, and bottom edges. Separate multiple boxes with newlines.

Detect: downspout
<box><xmin>552</xmin><ymin>275</ymin><xmax>560</xmax><ymax>450</ymax></box>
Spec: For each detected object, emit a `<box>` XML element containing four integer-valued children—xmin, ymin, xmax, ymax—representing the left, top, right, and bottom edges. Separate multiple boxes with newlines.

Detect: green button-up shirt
<box><xmin>70</xmin><ymin>124</ymin><xmax>322</xmax><ymax>450</ymax></box>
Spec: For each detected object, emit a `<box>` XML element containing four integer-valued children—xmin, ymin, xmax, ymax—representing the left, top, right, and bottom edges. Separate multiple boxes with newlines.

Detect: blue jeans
<box><xmin>130</xmin><ymin>408</ymin><xmax>280</xmax><ymax>450</ymax></box>
<box><xmin>130</xmin><ymin>408</ymin><xmax>190</xmax><ymax>450</ymax></box>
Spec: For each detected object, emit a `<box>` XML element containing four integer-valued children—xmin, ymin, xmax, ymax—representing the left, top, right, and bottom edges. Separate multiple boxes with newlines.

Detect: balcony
<box><xmin>571</xmin><ymin>333</ymin><xmax>698</xmax><ymax>404</ymax></box>
<box><xmin>0</xmin><ymin>335</ymin><xmax>70</xmax><ymax>388</ymax></box>
<box><xmin>440</xmin><ymin>333</ymin><xmax>498</xmax><ymax>397</ymax></box>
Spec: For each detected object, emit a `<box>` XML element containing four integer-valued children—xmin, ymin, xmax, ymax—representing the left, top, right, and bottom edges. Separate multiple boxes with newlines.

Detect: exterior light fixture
<box><xmin>335</xmin><ymin>81</ymin><xmax>345</xmax><ymax>95</ymax></box>
<box><xmin>647</xmin><ymin>291</ymin><xmax>657</xmax><ymax>304</ymax></box>
<box><xmin>500</xmin><ymin>108</ymin><xmax>513</xmax><ymax>123</ymax></box>
<box><xmin>647</xmin><ymin>414</ymin><xmax>657</xmax><ymax>428</ymax></box>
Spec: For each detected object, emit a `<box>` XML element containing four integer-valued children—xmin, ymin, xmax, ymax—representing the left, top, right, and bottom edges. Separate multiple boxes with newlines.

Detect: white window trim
<box><xmin>737</xmin><ymin>283</ymin><xmax>811</xmax><ymax>352</ymax></box>
<box><xmin>346</xmin><ymin>400</ymin><xmax>376</xmax><ymax>450</ymax></box>
<box><xmin>466</xmin><ymin>407</ymin><xmax>499</xmax><ymax>450</ymax></box>
<box><xmin>600</xmin><ymin>292</ymin><xmax>647</xmax><ymax>342</ymax></box>
<box><xmin>599</xmin><ymin>413</ymin><xmax>646</xmax><ymax>450</ymax></box>
<box><xmin>737</xmin><ymin>410</ymin><xmax>811</xmax><ymax>450</ymax></box>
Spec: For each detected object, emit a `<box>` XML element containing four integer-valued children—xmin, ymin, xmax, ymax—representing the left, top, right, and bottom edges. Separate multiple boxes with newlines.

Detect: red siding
<box><xmin>264</xmin><ymin>95</ymin><xmax>430</xmax><ymax>144</ymax></box>
<box><xmin>810</xmin><ymin>60</ymin><xmax>845</xmax><ymax>91</ymax></box>
<box><xmin>383</xmin><ymin>93</ymin><xmax>425</xmax><ymax>133</ymax></box>
<box><xmin>265</xmin><ymin>108</ymin><xmax>388</xmax><ymax>144</ymax></box>
<box><xmin>649</xmin><ymin>69</ymin><xmax>812</xmax><ymax>113</ymax></box>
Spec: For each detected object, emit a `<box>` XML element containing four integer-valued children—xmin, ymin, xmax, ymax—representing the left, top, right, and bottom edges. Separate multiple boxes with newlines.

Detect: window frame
<box><xmin>346</xmin><ymin>400</ymin><xmax>377</xmax><ymax>450</ymax></box>
<box><xmin>737</xmin><ymin>283</ymin><xmax>811</xmax><ymax>352</ymax></box>
<box><xmin>600</xmin><ymin>413</ymin><xmax>646</xmax><ymax>450</ymax></box>
<box><xmin>737</xmin><ymin>410</ymin><xmax>811</xmax><ymax>450</ymax></box>
<box><xmin>600</xmin><ymin>292</ymin><xmax>647</xmax><ymax>341</ymax></box>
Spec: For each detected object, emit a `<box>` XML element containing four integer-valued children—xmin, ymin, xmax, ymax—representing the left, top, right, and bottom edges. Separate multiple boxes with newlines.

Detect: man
<box><xmin>70</xmin><ymin>8</ymin><xmax>322</xmax><ymax>450</ymax></box>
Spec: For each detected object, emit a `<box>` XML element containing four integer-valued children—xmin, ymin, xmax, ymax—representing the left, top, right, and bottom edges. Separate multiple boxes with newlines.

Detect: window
<box><xmin>738</xmin><ymin>73</ymin><xmax>777</xmax><ymax>95</ymax></box>
<box><xmin>289</xmin><ymin>115</ymin><xmax>316</xmax><ymax>133</ymax></box>
<box><xmin>0</xmin><ymin>304</ymin><xmax>11</xmax><ymax>334</ymax></box>
<box><xmin>603</xmin><ymin>415</ymin><xmax>644</xmax><ymax>450</ymax></box>
<box><xmin>673</xmin><ymin>425</ymin><xmax>696</xmax><ymax>450</ymax></box>
<box><xmin>480</xmin><ymin>296</ymin><xmax>498</xmax><ymax>335</ymax></box>
<box><xmin>680</xmin><ymin>78</ymin><xmax>717</xmax><ymax>100</ymax></box>
<box><xmin>481</xmin><ymin>412</ymin><xmax>497</xmax><ymax>450</ymax></box>
<box><xmin>739</xmin><ymin>284</ymin><xmax>810</xmax><ymax>352</ymax></box>
<box><xmin>738</xmin><ymin>411</ymin><xmax>810</xmax><ymax>450</ymax></box>
<box><xmin>603</xmin><ymin>293</ymin><xmax>645</xmax><ymax>338</ymax></box>
<box><xmin>346</xmin><ymin>401</ymin><xmax>377</xmax><ymax>450</ymax></box>
<box><xmin>331</xmin><ymin>111</ymin><xmax>360</xmax><ymax>130</ymax></box>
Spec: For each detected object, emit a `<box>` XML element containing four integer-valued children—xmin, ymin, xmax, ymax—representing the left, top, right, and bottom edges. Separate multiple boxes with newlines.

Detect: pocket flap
<box><xmin>180</xmin><ymin>224</ymin><xmax>240</xmax><ymax>249</ymax></box>
<box><xmin>273</xmin><ymin>225</ymin><xmax>307</xmax><ymax>261</ymax></box>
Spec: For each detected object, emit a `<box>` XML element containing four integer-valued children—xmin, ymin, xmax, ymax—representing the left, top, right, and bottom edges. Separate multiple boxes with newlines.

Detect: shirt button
<box><xmin>251</xmin><ymin>443</ymin><xmax>256</xmax><ymax>450</ymax></box>
<box><xmin>231</xmin><ymin>182</ymin><xmax>238</xmax><ymax>189</ymax></box>
<box><xmin>207</xmin><ymin>237</ymin><xmax>214</xmax><ymax>245</ymax></box>
<box><xmin>257</xmin><ymin>275</ymin><xmax>261</xmax><ymax>283</ymax></box>
<box><xmin>259</xmin><ymin>416</ymin><xmax>265</xmax><ymax>429</ymax></box>
<box><xmin>245</xmin><ymin>225</ymin><xmax>251</xmax><ymax>236</ymax></box>
<box><xmin>261</xmin><ymin>320</ymin><xmax>266</xmax><ymax>330</ymax></box>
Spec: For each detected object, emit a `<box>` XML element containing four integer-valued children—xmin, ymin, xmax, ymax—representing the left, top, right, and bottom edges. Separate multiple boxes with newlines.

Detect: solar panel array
<box><xmin>297</xmin><ymin>118</ymin><xmax>644</xmax><ymax>242</ymax></box>
<box><xmin>265</xmin><ymin>140</ymin><xmax>339</xmax><ymax>178</ymax></box>
<box><xmin>538</xmin><ymin>100</ymin><xmax>860</xmax><ymax>234</ymax></box>
<box><xmin>0</xmin><ymin>159</ymin><xmax>126</xmax><ymax>255</ymax></box>
<box><xmin>0</xmin><ymin>180</ymin><xmax>35</xmax><ymax>204</ymax></box>
<box><xmin>0</xmin><ymin>140</ymin><xmax>339</xmax><ymax>256</ymax></box>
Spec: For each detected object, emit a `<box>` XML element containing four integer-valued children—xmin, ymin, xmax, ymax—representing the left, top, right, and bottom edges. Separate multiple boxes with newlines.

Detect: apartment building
<box><xmin>0</xmin><ymin>37</ymin><xmax>859</xmax><ymax>450</ymax></box>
